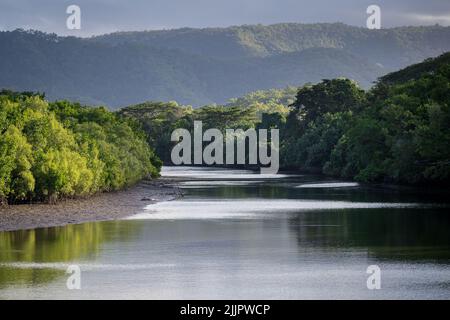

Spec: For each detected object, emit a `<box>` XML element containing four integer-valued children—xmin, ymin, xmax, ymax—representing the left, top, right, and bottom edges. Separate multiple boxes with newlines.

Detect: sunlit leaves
<box><xmin>0</xmin><ymin>92</ymin><xmax>161</xmax><ymax>204</ymax></box>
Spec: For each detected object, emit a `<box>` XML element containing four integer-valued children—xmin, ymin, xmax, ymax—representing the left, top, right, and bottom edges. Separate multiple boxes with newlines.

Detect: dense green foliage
<box><xmin>118</xmin><ymin>87</ymin><xmax>294</xmax><ymax>163</ymax></box>
<box><xmin>2</xmin><ymin>24</ymin><xmax>450</xmax><ymax>107</ymax></box>
<box><xmin>2</xmin><ymin>50</ymin><xmax>447</xmax><ymax>200</ymax></box>
<box><xmin>379</xmin><ymin>52</ymin><xmax>450</xmax><ymax>85</ymax></box>
<box><xmin>119</xmin><ymin>100</ymin><xmax>259</xmax><ymax>163</ymax></box>
<box><xmin>226</xmin><ymin>87</ymin><xmax>295</xmax><ymax>120</ymax></box>
<box><xmin>281</xmin><ymin>53</ymin><xmax>450</xmax><ymax>184</ymax></box>
<box><xmin>0</xmin><ymin>91</ymin><xmax>160</xmax><ymax>204</ymax></box>
<box><xmin>118</xmin><ymin>101</ymin><xmax>193</xmax><ymax>163</ymax></box>
<box><xmin>122</xmin><ymin>53</ymin><xmax>450</xmax><ymax>186</ymax></box>
<box><xmin>281</xmin><ymin>79</ymin><xmax>365</xmax><ymax>170</ymax></box>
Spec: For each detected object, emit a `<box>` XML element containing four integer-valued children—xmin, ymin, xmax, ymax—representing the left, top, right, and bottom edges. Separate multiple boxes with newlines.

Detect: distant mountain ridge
<box><xmin>93</xmin><ymin>23</ymin><xmax>450</xmax><ymax>64</ymax></box>
<box><xmin>1</xmin><ymin>23</ymin><xmax>450</xmax><ymax>108</ymax></box>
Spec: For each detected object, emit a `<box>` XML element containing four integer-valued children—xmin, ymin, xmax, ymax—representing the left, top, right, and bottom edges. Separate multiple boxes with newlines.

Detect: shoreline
<box><xmin>0</xmin><ymin>179</ymin><xmax>182</xmax><ymax>232</ymax></box>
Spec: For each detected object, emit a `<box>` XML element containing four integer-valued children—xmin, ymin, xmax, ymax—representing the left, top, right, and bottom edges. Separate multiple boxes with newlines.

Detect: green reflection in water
<box><xmin>187</xmin><ymin>182</ymin><xmax>450</xmax><ymax>204</ymax></box>
<box><xmin>0</xmin><ymin>221</ymin><xmax>141</xmax><ymax>288</ymax></box>
<box><xmin>184</xmin><ymin>182</ymin><xmax>450</xmax><ymax>262</ymax></box>
<box><xmin>288</xmin><ymin>208</ymin><xmax>450</xmax><ymax>261</ymax></box>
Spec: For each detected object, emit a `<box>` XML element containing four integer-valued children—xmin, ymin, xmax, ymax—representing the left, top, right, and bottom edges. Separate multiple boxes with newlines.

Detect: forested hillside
<box><xmin>94</xmin><ymin>23</ymin><xmax>450</xmax><ymax>66</ymax></box>
<box><xmin>1</xmin><ymin>23</ymin><xmax>449</xmax><ymax>107</ymax></box>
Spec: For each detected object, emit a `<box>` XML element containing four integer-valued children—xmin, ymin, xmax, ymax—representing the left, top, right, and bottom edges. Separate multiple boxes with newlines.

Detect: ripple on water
<box><xmin>178</xmin><ymin>180</ymin><xmax>264</xmax><ymax>188</ymax></box>
<box><xmin>161</xmin><ymin>166</ymin><xmax>294</xmax><ymax>180</ymax></box>
<box><xmin>296</xmin><ymin>182</ymin><xmax>360</xmax><ymax>188</ymax></box>
<box><xmin>126</xmin><ymin>199</ymin><xmax>424</xmax><ymax>220</ymax></box>
<box><xmin>0</xmin><ymin>262</ymin><xmax>175</xmax><ymax>271</ymax></box>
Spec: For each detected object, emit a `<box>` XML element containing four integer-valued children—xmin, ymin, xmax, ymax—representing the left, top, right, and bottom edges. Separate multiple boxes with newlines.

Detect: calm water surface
<box><xmin>0</xmin><ymin>166</ymin><xmax>449</xmax><ymax>299</ymax></box>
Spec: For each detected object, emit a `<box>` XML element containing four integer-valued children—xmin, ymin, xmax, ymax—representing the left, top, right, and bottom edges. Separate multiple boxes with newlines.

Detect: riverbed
<box><xmin>0</xmin><ymin>166</ymin><xmax>449</xmax><ymax>299</ymax></box>
<box><xmin>0</xmin><ymin>180</ymin><xmax>181</xmax><ymax>231</ymax></box>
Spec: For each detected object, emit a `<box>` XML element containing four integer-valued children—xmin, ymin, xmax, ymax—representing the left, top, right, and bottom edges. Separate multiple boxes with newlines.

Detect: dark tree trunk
<box><xmin>0</xmin><ymin>196</ymin><xmax>8</xmax><ymax>207</ymax></box>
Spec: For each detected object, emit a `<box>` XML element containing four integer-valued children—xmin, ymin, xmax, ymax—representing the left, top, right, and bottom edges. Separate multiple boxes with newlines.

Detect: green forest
<box><xmin>0</xmin><ymin>91</ymin><xmax>161</xmax><ymax>204</ymax></box>
<box><xmin>282</xmin><ymin>53</ymin><xmax>450</xmax><ymax>184</ymax></box>
<box><xmin>1</xmin><ymin>52</ymin><xmax>449</xmax><ymax>205</ymax></box>
<box><xmin>121</xmin><ymin>52</ymin><xmax>450</xmax><ymax>185</ymax></box>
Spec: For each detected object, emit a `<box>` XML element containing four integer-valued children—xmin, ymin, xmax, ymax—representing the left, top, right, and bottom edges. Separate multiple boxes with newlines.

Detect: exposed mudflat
<box><xmin>0</xmin><ymin>179</ymin><xmax>182</xmax><ymax>232</ymax></box>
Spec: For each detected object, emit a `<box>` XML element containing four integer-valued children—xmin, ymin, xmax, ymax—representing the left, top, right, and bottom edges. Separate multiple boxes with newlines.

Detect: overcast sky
<box><xmin>1</xmin><ymin>0</ymin><xmax>450</xmax><ymax>36</ymax></box>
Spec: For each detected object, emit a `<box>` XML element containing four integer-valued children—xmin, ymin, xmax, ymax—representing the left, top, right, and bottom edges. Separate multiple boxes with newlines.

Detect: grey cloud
<box><xmin>0</xmin><ymin>0</ymin><xmax>449</xmax><ymax>36</ymax></box>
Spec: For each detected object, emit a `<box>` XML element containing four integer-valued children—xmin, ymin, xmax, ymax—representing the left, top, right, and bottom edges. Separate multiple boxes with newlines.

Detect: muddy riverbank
<box><xmin>0</xmin><ymin>179</ymin><xmax>182</xmax><ymax>232</ymax></box>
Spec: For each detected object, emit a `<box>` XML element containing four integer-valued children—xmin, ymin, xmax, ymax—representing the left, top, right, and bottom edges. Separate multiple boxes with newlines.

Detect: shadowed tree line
<box><xmin>281</xmin><ymin>53</ymin><xmax>450</xmax><ymax>184</ymax></box>
<box><xmin>121</xmin><ymin>53</ymin><xmax>450</xmax><ymax>185</ymax></box>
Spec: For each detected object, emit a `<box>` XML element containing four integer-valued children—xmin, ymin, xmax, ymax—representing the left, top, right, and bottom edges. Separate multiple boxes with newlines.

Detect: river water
<box><xmin>0</xmin><ymin>166</ymin><xmax>449</xmax><ymax>299</ymax></box>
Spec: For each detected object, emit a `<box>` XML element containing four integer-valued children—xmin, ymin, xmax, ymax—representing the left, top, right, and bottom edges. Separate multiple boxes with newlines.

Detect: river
<box><xmin>0</xmin><ymin>166</ymin><xmax>449</xmax><ymax>299</ymax></box>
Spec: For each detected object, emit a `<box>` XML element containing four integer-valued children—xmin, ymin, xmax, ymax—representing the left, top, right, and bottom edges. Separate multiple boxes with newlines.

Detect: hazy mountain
<box><xmin>1</xmin><ymin>23</ymin><xmax>450</xmax><ymax>108</ymax></box>
<box><xmin>93</xmin><ymin>23</ymin><xmax>450</xmax><ymax>64</ymax></box>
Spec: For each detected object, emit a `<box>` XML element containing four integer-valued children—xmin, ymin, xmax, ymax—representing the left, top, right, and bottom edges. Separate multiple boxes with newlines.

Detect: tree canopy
<box><xmin>121</xmin><ymin>52</ymin><xmax>450</xmax><ymax>186</ymax></box>
<box><xmin>0</xmin><ymin>92</ymin><xmax>161</xmax><ymax>204</ymax></box>
<box><xmin>282</xmin><ymin>53</ymin><xmax>450</xmax><ymax>185</ymax></box>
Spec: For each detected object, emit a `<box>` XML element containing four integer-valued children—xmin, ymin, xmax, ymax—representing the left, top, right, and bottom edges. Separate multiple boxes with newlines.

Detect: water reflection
<box><xmin>0</xmin><ymin>167</ymin><xmax>449</xmax><ymax>299</ymax></box>
<box><xmin>0</xmin><ymin>221</ymin><xmax>142</xmax><ymax>289</ymax></box>
<box><xmin>162</xmin><ymin>166</ymin><xmax>293</xmax><ymax>180</ymax></box>
<box><xmin>128</xmin><ymin>199</ymin><xmax>423</xmax><ymax>220</ymax></box>
<box><xmin>288</xmin><ymin>209</ymin><xmax>450</xmax><ymax>261</ymax></box>
<box><xmin>296</xmin><ymin>182</ymin><xmax>360</xmax><ymax>188</ymax></box>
